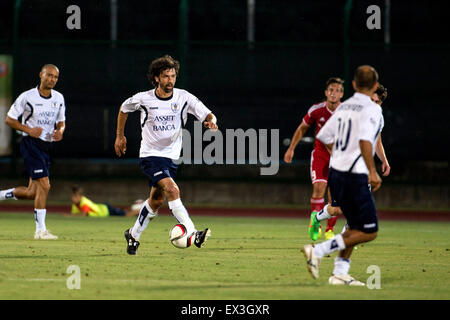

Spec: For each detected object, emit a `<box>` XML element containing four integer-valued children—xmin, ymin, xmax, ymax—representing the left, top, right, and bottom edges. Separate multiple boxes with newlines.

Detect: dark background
<box><xmin>0</xmin><ymin>0</ymin><xmax>449</xmax><ymax>180</ymax></box>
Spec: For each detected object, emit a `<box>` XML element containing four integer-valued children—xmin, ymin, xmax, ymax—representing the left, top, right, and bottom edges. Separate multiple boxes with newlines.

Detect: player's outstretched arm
<box><xmin>284</xmin><ymin>122</ymin><xmax>309</xmax><ymax>163</ymax></box>
<box><xmin>115</xmin><ymin>110</ymin><xmax>128</xmax><ymax>157</ymax></box>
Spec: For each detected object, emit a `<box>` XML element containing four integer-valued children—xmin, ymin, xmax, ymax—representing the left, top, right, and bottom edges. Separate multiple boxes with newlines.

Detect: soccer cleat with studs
<box><xmin>325</xmin><ymin>229</ymin><xmax>335</xmax><ymax>240</ymax></box>
<box><xmin>308</xmin><ymin>211</ymin><xmax>322</xmax><ymax>241</ymax></box>
<box><xmin>328</xmin><ymin>274</ymin><xmax>365</xmax><ymax>286</ymax></box>
<box><xmin>124</xmin><ymin>228</ymin><xmax>140</xmax><ymax>255</ymax></box>
<box><xmin>194</xmin><ymin>228</ymin><xmax>211</xmax><ymax>248</ymax></box>
<box><xmin>34</xmin><ymin>229</ymin><xmax>58</xmax><ymax>240</ymax></box>
<box><xmin>302</xmin><ymin>244</ymin><xmax>320</xmax><ymax>279</ymax></box>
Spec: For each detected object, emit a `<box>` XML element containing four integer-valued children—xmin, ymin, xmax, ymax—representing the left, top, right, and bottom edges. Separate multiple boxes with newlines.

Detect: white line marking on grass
<box><xmin>5</xmin><ymin>278</ymin><xmax>65</xmax><ymax>282</ymax></box>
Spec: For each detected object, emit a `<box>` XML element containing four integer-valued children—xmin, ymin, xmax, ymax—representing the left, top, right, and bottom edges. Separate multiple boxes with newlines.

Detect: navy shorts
<box><xmin>328</xmin><ymin>167</ymin><xmax>378</xmax><ymax>233</ymax></box>
<box><xmin>105</xmin><ymin>204</ymin><xmax>126</xmax><ymax>216</ymax></box>
<box><xmin>20</xmin><ymin>136</ymin><xmax>52</xmax><ymax>180</ymax></box>
<box><xmin>139</xmin><ymin>156</ymin><xmax>178</xmax><ymax>187</ymax></box>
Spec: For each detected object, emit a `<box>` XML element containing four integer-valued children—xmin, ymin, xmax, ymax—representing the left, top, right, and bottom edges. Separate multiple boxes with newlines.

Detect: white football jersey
<box><xmin>120</xmin><ymin>88</ymin><xmax>211</xmax><ymax>160</ymax></box>
<box><xmin>316</xmin><ymin>92</ymin><xmax>384</xmax><ymax>175</ymax></box>
<box><xmin>7</xmin><ymin>87</ymin><xmax>66</xmax><ymax>142</ymax></box>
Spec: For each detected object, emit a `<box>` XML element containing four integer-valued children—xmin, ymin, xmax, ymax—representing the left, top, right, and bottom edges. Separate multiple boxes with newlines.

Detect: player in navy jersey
<box><xmin>115</xmin><ymin>55</ymin><xmax>218</xmax><ymax>255</ymax></box>
<box><xmin>0</xmin><ymin>64</ymin><xmax>65</xmax><ymax>240</ymax></box>
<box><xmin>301</xmin><ymin>65</ymin><xmax>383</xmax><ymax>286</ymax></box>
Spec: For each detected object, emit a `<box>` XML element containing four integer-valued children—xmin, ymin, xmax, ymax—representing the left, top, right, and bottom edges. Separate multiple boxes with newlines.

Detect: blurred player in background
<box><xmin>309</xmin><ymin>84</ymin><xmax>390</xmax><ymax>236</ymax></box>
<box><xmin>0</xmin><ymin>64</ymin><xmax>65</xmax><ymax>239</ymax></box>
<box><xmin>302</xmin><ymin>65</ymin><xmax>383</xmax><ymax>286</ymax></box>
<box><xmin>372</xmin><ymin>84</ymin><xmax>390</xmax><ymax>175</ymax></box>
<box><xmin>70</xmin><ymin>185</ymin><xmax>140</xmax><ymax>217</ymax></box>
<box><xmin>115</xmin><ymin>54</ymin><xmax>218</xmax><ymax>255</ymax></box>
<box><xmin>284</xmin><ymin>77</ymin><xmax>344</xmax><ymax>240</ymax></box>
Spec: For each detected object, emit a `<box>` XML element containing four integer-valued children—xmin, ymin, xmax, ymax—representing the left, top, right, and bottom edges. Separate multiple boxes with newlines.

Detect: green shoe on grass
<box><xmin>308</xmin><ymin>211</ymin><xmax>321</xmax><ymax>241</ymax></box>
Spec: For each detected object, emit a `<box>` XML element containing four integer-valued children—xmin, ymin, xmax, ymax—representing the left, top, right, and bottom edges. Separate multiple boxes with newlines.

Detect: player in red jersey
<box><xmin>309</xmin><ymin>84</ymin><xmax>391</xmax><ymax>232</ymax></box>
<box><xmin>284</xmin><ymin>77</ymin><xmax>344</xmax><ymax>240</ymax></box>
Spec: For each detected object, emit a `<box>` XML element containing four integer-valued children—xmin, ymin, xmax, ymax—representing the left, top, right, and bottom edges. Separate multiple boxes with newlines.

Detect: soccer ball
<box><xmin>169</xmin><ymin>224</ymin><xmax>195</xmax><ymax>249</ymax></box>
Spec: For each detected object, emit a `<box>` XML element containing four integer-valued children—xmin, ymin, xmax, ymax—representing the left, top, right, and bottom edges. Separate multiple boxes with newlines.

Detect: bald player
<box><xmin>0</xmin><ymin>64</ymin><xmax>66</xmax><ymax>240</ymax></box>
<box><xmin>308</xmin><ymin>83</ymin><xmax>390</xmax><ymax>233</ymax></box>
<box><xmin>302</xmin><ymin>65</ymin><xmax>383</xmax><ymax>286</ymax></box>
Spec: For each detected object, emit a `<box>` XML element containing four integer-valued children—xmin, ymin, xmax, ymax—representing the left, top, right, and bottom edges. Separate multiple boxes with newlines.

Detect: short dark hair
<box><xmin>71</xmin><ymin>185</ymin><xmax>83</xmax><ymax>195</ymax></box>
<box><xmin>325</xmin><ymin>77</ymin><xmax>344</xmax><ymax>90</ymax></box>
<box><xmin>354</xmin><ymin>65</ymin><xmax>378</xmax><ymax>90</ymax></box>
<box><xmin>375</xmin><ymin>84</ymin><xmax>388</xmax><ymax>103</ymax></box>
<box><xmin>147</xmin><ymin>55</ymin><xmax>180</xmax><ymax>88</ymax></box>
<box><xmin>41</xmin><ymin>64</ymin><xmax>58</xmax><ymax>73</ymax></box>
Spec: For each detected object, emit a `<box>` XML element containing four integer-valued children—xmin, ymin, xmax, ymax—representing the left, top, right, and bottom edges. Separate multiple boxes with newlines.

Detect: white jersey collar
<box><xmin>353</xmin><ymin>92</ymin><xmax>372</xmax><ymax>103</ymax></box>
<box><xmin>35</xmin><ymin>86</ymin><xmax>52</xmax><ymax>99</ymax></box>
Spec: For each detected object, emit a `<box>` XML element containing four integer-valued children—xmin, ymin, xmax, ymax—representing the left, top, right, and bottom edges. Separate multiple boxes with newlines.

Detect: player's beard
<box><xmin>161</xmin><ymin>83</ymin><xmax>174</xmax><ymax>94</ymax></box>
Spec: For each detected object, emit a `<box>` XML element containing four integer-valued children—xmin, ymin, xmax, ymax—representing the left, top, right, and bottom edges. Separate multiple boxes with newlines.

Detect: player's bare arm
<box><xmin>5</xmin><ymin>115</ymin><xmax>43</xmax><ymax>138</ymax></box>
<box><xmin>376</xmin><ymin>134</ymin><xmax>390</xmax><ymax>176</ymax></box>
<box><xmin>114</xmin><ymin>110</ymin><xmax>129</xmax><ymax>157</ymax></box>
<box><xmin>284</xmin><ymin>122</ymin><xmax>309</xmax><ymax>163</ymax></box>
<box><xmin>203</xmin><ymin>113</ymin><xmax>218</xmax><ymax>131</ymax></box>
<box><xmin>360</xmin><ymin>139</ymin><xmax>382</xmax><ymax>192</ymax></box>
<box><xmin>52</xmin><ymin>121</ymin><xmax>65</xmax><ymax>141</ymax></box>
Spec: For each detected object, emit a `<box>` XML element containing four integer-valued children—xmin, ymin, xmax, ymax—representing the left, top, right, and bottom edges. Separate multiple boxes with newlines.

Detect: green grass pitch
<box><xmin>0</xmin><ymin>212</ymin><xmax>449</xmax><ymax>300</ymax></box>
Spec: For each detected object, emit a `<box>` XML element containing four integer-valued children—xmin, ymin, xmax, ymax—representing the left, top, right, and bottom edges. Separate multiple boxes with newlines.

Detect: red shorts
<box><xmin>310</xmin><ymin>149</ymin><xmax>330</xmax><ymax>184</ymax></box>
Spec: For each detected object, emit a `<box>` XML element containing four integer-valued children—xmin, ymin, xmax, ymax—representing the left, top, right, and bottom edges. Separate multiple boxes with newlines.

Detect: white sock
<box><xmin>0</xmin><ymin>188</ymin><xmax>17</xmax><ymax>201</ymax></box>
<box><xmin>34</xmin><ymin>209</ymin><xmax>47</xmax><ymax>232</ymax></box>
<box><xmin>316</xmin><ymin>204</ymin><xmax>332</xmax><ymax>221</ymax></box>
<box><xmin>131</xmin><ymin>199</ymin><xmax>157</xmax><ymax>240</ymax></box>
<box><xmin>313</xmin><ymin>233</ymin><xmax>346</xmax><ymax>258</ymax></box>
<box><xmin>332</xmin><ymin>257</ymin><xmax>350</xmax><ymax>275</ymax></box>
<box><xmin>168</xmin><ymin>198</ymin><xmax>196</xmax><ymax>234</ymax></box>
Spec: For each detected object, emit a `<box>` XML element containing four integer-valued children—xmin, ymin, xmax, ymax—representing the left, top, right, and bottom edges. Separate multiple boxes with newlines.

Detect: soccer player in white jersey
<box><xmin>301</xmin><ymin>65</ymin><xmax>383</xmax><ymax>286</ymax></box>
<box><xmin>308</xmin><ymin>84</ymin><xmax>391</xmax><ymax>235</ymax></box>
<box><xmin>0</xmin><ymin>64</ymin><xmax>65</xmax><ymax>240</ymax></box>
<box><xmin>115</xmin><ymin>55</ymin><xmax>218</xmax><ymax>255</ymax></box>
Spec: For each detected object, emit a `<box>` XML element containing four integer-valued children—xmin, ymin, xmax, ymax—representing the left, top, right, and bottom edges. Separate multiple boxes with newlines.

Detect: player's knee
<box><xmin>43</xmin><ymin>183</ymin><xmax>51</xmax><ymax>194</ymax></box>
<box><xmin>312</xmin><ymin>182</ymin><xmax>327</xmax><ymax>197</ymax></box>
<box><xmin>37</xmin><ymin>180</ymin><xmax>51</xmax><ymax>194</ymax></box>
<box><xmin>163</xmin><ymin>183</ymin><xmax>179</xmax><ymax>199</ymax></box>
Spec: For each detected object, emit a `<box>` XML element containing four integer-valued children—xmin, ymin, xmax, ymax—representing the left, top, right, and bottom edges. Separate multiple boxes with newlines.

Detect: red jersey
<box><xmin>302</xmin><ymin>101</ymin><xmax>336</xmax><ymax>157</ymax></box>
